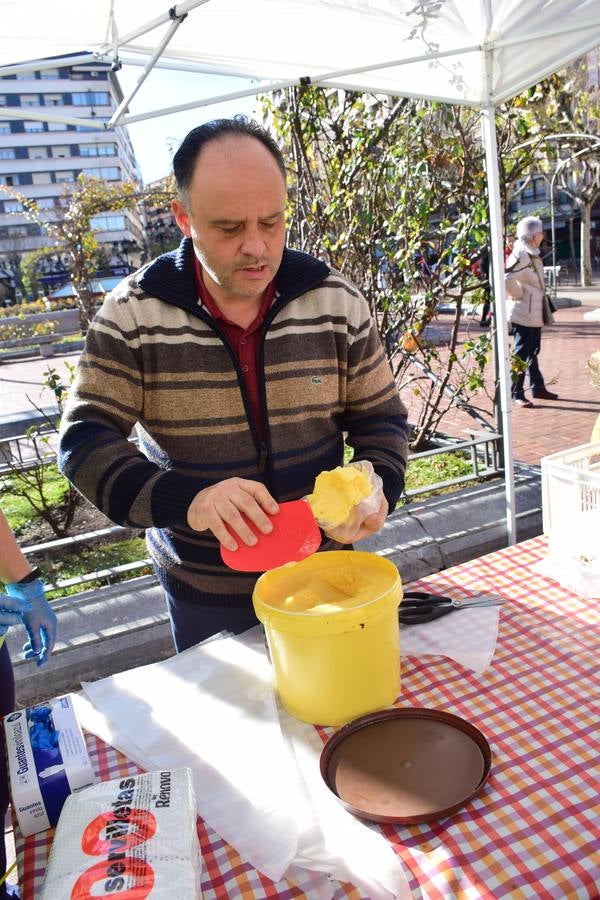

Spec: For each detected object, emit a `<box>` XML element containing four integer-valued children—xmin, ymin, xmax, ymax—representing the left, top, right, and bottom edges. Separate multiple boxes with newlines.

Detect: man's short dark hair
<box><xmin>173</xmin><ymin>116</ymin><xmax>286</xmax><ymax>201</ymax></box>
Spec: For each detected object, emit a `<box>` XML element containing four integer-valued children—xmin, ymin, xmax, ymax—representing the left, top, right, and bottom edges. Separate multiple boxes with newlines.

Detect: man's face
<box><xmin>172</xmin><ymin>136</ymin><xmax>287</xmax><ymax>307</ymax></box>
<box><xmin>532</xmin><ymin>231</ymin><xmax>544</xmax><ymax>249</ymax></box>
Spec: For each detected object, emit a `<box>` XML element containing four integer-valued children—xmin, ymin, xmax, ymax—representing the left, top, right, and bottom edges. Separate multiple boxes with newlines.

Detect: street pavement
<box><xmin>0</xmin><ymin>348</ymin><xmax>80</xmax><ymax>416</ymax></box>
<box><xmin>404</xmin><ymin>283</ymin><xmax>600</xmax><ymax>465</ymax></box>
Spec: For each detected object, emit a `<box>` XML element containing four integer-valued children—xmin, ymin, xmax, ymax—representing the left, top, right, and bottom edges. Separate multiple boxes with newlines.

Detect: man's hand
<box><xmin>187</xmin><ymin>478</ymin><xmax>279</xmax><ymax>551</ymax></box>
<box><xmin>323</xmin><ymin>496</ymin><xmax>389</xmax><ymax>545</ymax></box>
<box><xmin>6</xmin><ymin>579</ymin><xmax>57</xmax><ymax>666</ymax></box>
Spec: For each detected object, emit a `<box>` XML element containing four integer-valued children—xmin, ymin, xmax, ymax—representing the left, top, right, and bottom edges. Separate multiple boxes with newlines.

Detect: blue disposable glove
<box><xmin>0</xmin><ymin>593</ymin><xmax>33</xmax><ymax>636</ymax></box>
<box><xmin>6</xmin><ymin>578</ymin><xmax>57</xmax><ymax>666</ymax></box>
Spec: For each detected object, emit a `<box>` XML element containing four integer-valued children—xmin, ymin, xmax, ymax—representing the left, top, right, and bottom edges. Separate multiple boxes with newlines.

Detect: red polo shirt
<box><xmin>193</xmin><ymin>255</ymin><xmax>276</xmax><ymax>441</ymax></box>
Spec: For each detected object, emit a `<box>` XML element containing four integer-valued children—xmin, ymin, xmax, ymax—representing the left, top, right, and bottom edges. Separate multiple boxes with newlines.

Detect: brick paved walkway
<box><xmin>421</xmin><ymin>286</ymin><xmax>600</xmax><ymax>466</ymax></box>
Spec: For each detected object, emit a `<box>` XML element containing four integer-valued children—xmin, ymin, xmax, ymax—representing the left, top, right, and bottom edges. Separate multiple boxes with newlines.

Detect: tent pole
<box><xmin>110</xmin><ymin>16</ymin><xmax>187</xmax><ymax>127</ymax></box>
<box><xmin>480</xmin><ymin>105</ymin><xmax>517</xmax><ymax>545</ymax></box>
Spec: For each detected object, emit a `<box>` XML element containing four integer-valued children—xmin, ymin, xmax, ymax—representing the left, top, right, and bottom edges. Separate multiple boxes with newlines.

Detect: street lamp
<box><xmin>549</xmin><ymin>142</ymin><xmax>600</xmax><ymax>300</ymax></box>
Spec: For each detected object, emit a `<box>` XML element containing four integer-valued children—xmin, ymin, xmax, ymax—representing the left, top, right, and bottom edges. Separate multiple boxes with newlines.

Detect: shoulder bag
<box><xmin>527</xmin><ymin>253</ymin><xmax>555</xmax><ymax>325</ymax></box>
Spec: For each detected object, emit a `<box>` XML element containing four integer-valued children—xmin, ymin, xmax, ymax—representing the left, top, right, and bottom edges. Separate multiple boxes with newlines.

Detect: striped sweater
<box><xmin>58</xmin><ymin>238</ymin><xmax>409</xmax><ymax>606</ymax></box>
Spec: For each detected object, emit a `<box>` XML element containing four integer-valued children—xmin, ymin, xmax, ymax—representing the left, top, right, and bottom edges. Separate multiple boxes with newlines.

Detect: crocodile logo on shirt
<box><xmin>311</xmin><ymin>376</ymin><xmax>323</xmax><ymax>384</ymax></box>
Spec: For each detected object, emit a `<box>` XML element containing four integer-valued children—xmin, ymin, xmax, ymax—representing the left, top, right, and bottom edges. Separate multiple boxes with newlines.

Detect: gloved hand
<box><xmin>6</xmin><ymin>578</ymin><xmax>57</xmax><ymax>666</ymax></box>
<box><xmin>0</xmin><ymin>593</ymin><xmax>32</xmax><ymax>636</ymax></box>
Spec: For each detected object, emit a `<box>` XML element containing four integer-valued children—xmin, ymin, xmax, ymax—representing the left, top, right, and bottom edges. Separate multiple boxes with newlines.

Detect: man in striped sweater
<box><xmin>58</xmin><ymin>118</ymin><xmax>409</xmax><ymax>651</ymax></box>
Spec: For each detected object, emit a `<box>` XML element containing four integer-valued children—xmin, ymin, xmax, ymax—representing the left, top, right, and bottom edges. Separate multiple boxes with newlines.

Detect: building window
<box><xmin>44</xmin><ymin>94</ymin><xmax>62</xmax><ymax>106</ymax></box>
<box><xmin>55</xmin><ymin>172</ymin><xmax>75</xmax><ymax>183</ymax></box>
<box><xmin>0</xmin><ymin>148</ymin><xmax>16</xmax><ymax>159</ymax></box>
<box><xmin>72</xmin><ymin>91</ymin><xmax>110</xmax><ymax>106</ymax></box>
<box><xmin>521</xmin><ymin>181</ymin><xmax>535</xmax><ymax>201</ymax></box>
<box><xmin>24</xmin><ymin>120</ymin><xmax>44</xmax><ymax>132</ymax></box>
<box><xmin>15</xmin><ymin>73</ymin><xmax>31</xmax><ymax>81</ymax></box>
<box><xmin>29</xmin><ymin>146</ymin><xmax>48</xmax><ymax>159</ymax></box>
<box><xmin>51</xmin><ymin>146</ymin><xmax>71</xmax><ymax>158</ymax></box>
<box><xmin>80</xmin><ymin>142</ymin><xmax>117</xmax><ymax>157</ymax></box>
<box><xmin>0</xmin><ymin>95</ymin><xmax>6</xmax><ymax>106</ymax></box>
<box><xmin>0</xmin><ymin>123</ymin><xmax>10</xmax><ymax>134</ymax></box>
<box><xmin>32</xmin><ymin>172</ymin><xmax>51</xmax><ymax>184</ymax></box>
<box><xmin>7</xmin><ymin>225</ymin><xmax>28</xmax><ymax>237</ymax></box>
<box><xmin>0</xmin><ymin>175</ymin><xmax>19</xmax><ymax>186</ymax></box>
<box><xmin>47</xmin><ymin>121</ymin><xmax>68</xmax><ymax>131</ymax></box>
<box><xmin>533</xmin><ymin>177</ymin><xmax>547</xmax><ymax>201</ymax></box>
<box><xmin>90</xmin><ymin>214</ymin><xmax>126</xmax><ymax>231</ymax></box>
<box><xmin>3</xmin><ymin>201</ymin><xmax>23</xmax><ymax>212</ymax></box>
<box><xmin>36</xmin><ymin>198</ymin><xmax>55</xmax><ymax>209</ymax></box>
<box><xmin>40</xmin><ymin>69</ymin><xmax>60</xmax><ymax>80</ymax></box>
<box><xmin>83</xmin><ymin>166</ymin><xmax>120</xmax><ymax>181</ymax></box>
<box><xmin>19</xmin><ymin>94</ymin><xmax>40</xmax><ymax>106</ymax></box>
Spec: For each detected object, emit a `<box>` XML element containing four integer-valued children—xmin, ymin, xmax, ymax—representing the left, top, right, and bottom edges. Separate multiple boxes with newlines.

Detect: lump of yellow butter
<box><xmin>278</xmin><ymin>567</ymin><xmax>373</xmax><ymax>613</ymax></box>
<box><xmin>307</xmin><ymin>465</ymin><xmax>372</xmax><ymax>526</ymax></box>
<box><xmin>319</xmin><ymin>566</ymin><xmax>371</xmax><ymax>596</ymax></box>
<box><xmin>282</xmin><ymin>586</ymin><xmax>323</xmax><ymax>612</ymax></box>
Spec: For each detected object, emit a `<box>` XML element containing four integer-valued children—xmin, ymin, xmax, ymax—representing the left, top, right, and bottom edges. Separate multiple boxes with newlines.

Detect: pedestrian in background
<box><xmin>477</xmin><ymin>245</ymin><xmax>492</xmax><ymax>327</ymax></box>
<box><xmin>504</xmin><ymin>233</ymin><xmax>515</xmax><ymax>262</ymax></box>
<box><xmin>505</xmin><ymin>216</ymin><xmax>558</xmax><ymax>408</ymax></box>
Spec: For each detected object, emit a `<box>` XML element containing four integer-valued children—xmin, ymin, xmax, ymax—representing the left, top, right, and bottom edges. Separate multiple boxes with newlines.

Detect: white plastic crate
<box><xmin>540</xmin><ymin>441</ymin><xmax>600</xmax><ymax>598</ymax></box>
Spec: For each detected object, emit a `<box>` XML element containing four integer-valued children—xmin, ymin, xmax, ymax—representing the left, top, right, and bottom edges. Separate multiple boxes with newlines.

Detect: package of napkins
<box><xmin>40</xmin><ymin>767</ymin><xmax>202</xmax><ymax>899</ymax></box>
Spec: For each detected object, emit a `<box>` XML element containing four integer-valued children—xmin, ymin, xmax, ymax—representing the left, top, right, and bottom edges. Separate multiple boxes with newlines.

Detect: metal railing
<box><xmin>10</xmin><ymin>429</ymin><xmax>503</xmax><ymax>601</ymax></box>
<box><xmin>403</xmin><ymin>430</ymin><xmax>501</xmax><ymax>498</ymax></box>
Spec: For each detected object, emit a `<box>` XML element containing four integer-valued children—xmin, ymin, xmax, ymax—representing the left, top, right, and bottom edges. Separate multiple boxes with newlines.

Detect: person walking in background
<box><xmin>477</xmin><ymin>245</ymin><xmax>492</xmax><ymax>327</ymax></box>
<box><xmin>505</xmin><ymin>216</ymin><xmax>558</xmax><ymax>409</ymax></box>
<box><xmin>58</xmin><ymin>117</ymin><xmax>409</xmax><ymax>652</ymax></box>
<box><xmin>504</xmin><ymin>233</ymin><xmax>515</xmax><ymax>262</ymax></box>
<box><xmin>0</xmin><ymin>509</ymin><xmax>57</xmax><ymax>898</ymax></box>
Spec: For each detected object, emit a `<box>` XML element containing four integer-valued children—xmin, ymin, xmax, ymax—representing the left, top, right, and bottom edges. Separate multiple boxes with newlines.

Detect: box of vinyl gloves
<box><xmin>3</xmin><ymin>694</ymin><xmax>96</xmax><ymax>836</ymax></box>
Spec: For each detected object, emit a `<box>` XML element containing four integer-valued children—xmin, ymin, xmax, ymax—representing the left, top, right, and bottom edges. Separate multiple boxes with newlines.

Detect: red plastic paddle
<box><xmin>220</xmin><ymin>499</ymin><xmax>322</xmax><ymax>572</ymax></box>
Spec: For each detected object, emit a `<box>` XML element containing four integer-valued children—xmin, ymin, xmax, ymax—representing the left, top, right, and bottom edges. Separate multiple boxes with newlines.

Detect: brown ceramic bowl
<box><xmin>320</xmin><ymin>707</ymin><xmax>492</xmax><ymax>824</ymax></box>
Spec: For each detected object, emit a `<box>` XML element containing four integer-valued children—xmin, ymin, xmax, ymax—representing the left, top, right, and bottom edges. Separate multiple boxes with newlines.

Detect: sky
<box><xmin>117</xmin><ymin>66</ymin><xmax>261</xmax><ymax>184</ymax></box>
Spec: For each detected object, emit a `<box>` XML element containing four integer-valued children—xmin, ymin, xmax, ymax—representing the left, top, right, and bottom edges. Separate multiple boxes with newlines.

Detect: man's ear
<box><xmin>171</xmin><ymin>198</ymin><xmax>191</xmax><ymax>237</ymax></box>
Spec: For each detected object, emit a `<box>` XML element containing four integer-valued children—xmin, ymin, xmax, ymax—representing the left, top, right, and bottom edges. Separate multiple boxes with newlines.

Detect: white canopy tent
<box><xmin>1</xmin><ymin>0</ymin><xmax>599</xmax><ymax>543</ymax></box>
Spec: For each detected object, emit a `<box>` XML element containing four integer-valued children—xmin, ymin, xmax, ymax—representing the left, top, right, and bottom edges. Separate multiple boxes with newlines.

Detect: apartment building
<box><xmin>0</xmin><ymin>52</ymin><xmax>144</xmax><ymax>297</ymax></box>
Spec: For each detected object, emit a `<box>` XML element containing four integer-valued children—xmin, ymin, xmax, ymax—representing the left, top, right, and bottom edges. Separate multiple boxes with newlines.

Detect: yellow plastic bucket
<box><xmin>252</xmin><ymin>550</ymin><xmax>402</xmax><ymax>726</ymax></box>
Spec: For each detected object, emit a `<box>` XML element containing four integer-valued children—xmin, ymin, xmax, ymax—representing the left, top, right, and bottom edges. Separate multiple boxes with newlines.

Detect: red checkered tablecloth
<box><xmin>14</xmin><ymin>536</ymin><xmax>600</xmax><ymax>898</ymax></box>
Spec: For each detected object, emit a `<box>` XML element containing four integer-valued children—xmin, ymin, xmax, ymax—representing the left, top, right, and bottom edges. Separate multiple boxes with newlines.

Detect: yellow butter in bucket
<box><xmin>253</xmin><ymin>550</ymin><xmax>402</xmax><ymax>726</ymax></box>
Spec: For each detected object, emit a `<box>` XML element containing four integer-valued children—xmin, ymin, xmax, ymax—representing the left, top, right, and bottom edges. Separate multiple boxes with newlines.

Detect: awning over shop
<box><xmin>49</xmin><ymin>276</ymin><xmax>123</xmax><ymax>299</ymax></box>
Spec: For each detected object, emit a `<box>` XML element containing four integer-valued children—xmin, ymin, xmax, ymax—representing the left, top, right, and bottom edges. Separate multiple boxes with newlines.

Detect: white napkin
<box><xmin>79</xmin><ymin>634</ymin><xmax>298</xmax><ymax>883</ymax></box>
<box><xmin>400</xmin><ymin>606</ymin><xmax>500</xmax><ymax>673</ymax></box>
<box><xmin>236</xmin><ymin>629</ymin><xmax>413</xmax><ymax>899</ymax></box>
